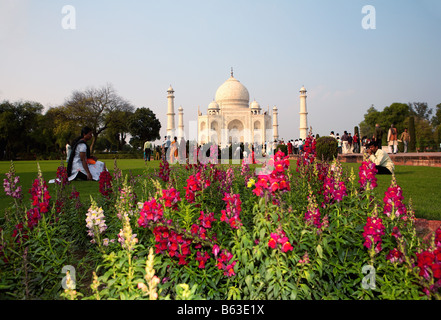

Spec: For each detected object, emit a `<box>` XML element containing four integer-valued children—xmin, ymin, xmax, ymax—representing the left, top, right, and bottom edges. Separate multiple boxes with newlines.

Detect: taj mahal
<box><xmin>165</xmin><ymin>70</ymin><xmax>309</xmax><ymax>147</ymax></box>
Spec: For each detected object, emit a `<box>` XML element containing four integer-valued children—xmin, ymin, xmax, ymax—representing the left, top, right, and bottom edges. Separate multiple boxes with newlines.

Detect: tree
<box><xmin>431</xmin><ymin>103</ymin><xmax>441</xmax><ymax>128</ymax></box>
<box><xmin>359</xmin><ymin>105</ymin><xmax>380</xmax><ymax>138</ymax></box>
<box><xmin>127</xmin><ymin>107</ymin><xmax>161</xmax><ymax>150</ymax></box>
<box><xmin>44</xmin><ymin>106</ymin><xmax>81</xmax><ymax>149</ymax></box>
<box><xmin>62</xmin><ymin>84</ymin><xmax>135</xmax><ymax>153</ymax></box>
<box><xmin>408</xmin><ymin>116</ymin><xmax>416</xmax><ymax>152</ymax></box>
<box><xmin>433</xmin><ymin>104</ymin><xmax>441</xmax><ymax>148</ymax></box>
<box><xmin>409</xmin><ymin>102</ymin><xmax>433</xmax><ymax>121</ymax></box>
<box><xmin>104</xmin><ymin>109</ymin><xmax>133</xmax><ymax>151</ymax></box>
<box><xmin>380</xmin><ymin>103</ymin><xmax>410</xmax><ymax>135</ymax></box>
<box><xmin>0</xmin><ymin>100</ymin><xmax>45</xmax><ymax>160</ymax></box>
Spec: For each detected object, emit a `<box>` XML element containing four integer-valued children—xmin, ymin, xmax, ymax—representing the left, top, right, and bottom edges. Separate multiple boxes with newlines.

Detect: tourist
<box><xmin>400</xmin><ymin>128</ymin><xmax>411</xmax><ymax>153</ymax></box>
<box><xmin>169</xmin><ymin>136</ymin><xmax>178</xmax><ymax>163</ymax></box>
<box><xmin>287</xmin><ymin>140</ymin><xmax>293</xmax><ymax>156</ymax></box>
<box><xmin>353</xmin><ymin>132</ymin><xmax>359</xmax><ymax>153</ymax></box>
<box><xmin>155</xmin><ymin>145</ymin><xmax>161</xmax><ymax>160</ymax></box>
<box><xmin>387</xmin><ymin>124</ymin><xmax>398</xmax><ymax>154</ymax></box>
<box><xmin>66</xmin><ymin>126</ymin><xmax>107</xmax><ymax>181</ymax></box>
<box><xmin>373</xmin><ymin>124</ymin><xmax>383</xmax><ymax>148</ymax></box>
<box><xmin>336</xmin><ymin>133</ymin><xmax>342</xmax><ymax>154</ymax></box>
<box><xmin>341</xmin><ymin>131</ymin><xmax>349</xmax><ymax>154</ymax></box>
<box><xmin>143</xmin><ymin>140</ymin><xmax>154</xmax><ymax>162</ymax></box>
<box><xmin>298</xmin><ymin>139</ymin><xmax>304</xmax><ymax>153</ymax></box>
<box><xmin>348</xmin><ymin>133</ymin><xmax>353</xmax><ymax>153</ymax></box>
<box><xmin>294</xmin><ymin>139</ymin><xmax>299</xmax><ymax>155</ymax></box>
<box><xmin>365</xmin><ymin>140</ymin><xmax>394</xmax><ymax>175</ymax></box>
<box><xmin>330</xmin><ymin>131</ymin><xmax>335</xmax><ymax>138</ymax></box>
<box><xmin>360</xmin><ymin>135</ymin><xmax>368</xmax><ymax>153</ymax></box>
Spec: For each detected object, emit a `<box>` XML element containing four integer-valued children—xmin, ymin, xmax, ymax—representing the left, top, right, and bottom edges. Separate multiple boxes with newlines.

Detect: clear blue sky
<box><xmin>1</xmin><ymin>0</ymin><xmax>440</xmax><ymax>141</ymax></box>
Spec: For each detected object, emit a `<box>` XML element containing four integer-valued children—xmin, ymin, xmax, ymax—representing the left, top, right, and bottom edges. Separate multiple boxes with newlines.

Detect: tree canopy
<box><xmin>1</xmin><ymin>84</ymin><xmax>162</xmax><ymax>160</ymax></box>
<box><xmin>128</xmin><ymin>107</ymin><xmax>162</xmax><ymax>150</ymax></box>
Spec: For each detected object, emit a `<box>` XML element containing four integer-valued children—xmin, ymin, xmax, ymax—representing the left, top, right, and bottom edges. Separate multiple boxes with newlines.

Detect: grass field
<box><xmin>1</xmin><ymin>159</ymin><xmax>440</xmax><ymax>221</ymax></box>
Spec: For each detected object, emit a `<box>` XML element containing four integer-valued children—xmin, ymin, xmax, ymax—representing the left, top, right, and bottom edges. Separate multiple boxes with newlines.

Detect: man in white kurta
<box><xmin>366</xmin><ymin>141</ymin><xmax>395</xmax><ymax>174</ymax></box>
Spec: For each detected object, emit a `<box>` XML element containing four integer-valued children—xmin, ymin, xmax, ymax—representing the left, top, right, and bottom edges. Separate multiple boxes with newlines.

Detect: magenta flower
<box><xmin>268</xmin><ymin>229</ymin><xmax>294</xmax><ymax>253</ymax></box>
<box><xmin>220</xmin><ymin>193</ymin><xmax>242</xmax><ymax>229</ymax></box>
<box><xmin>383</xmin><ymin>181</ymin><xmax>407</xmax><ymax>220</ymax></box>
<box><xmin>362</xmin><ymin>215</ymin><xmax>385</xmax><ymax>254</ymax></box>
<box><xmin>386</xmin><ymin>248</ymin><xmax>404</xmax><ymax>264</ymax></box>
<box><xmin>138</xmin><ymin>198</ymin><xmax>164</xmax><ymax>227</ymax></box>
<box><xmin>161</xmin><ymin>187</ymin><xmax>181</xmax><ymax>210</ymax></box>
<box><xmin>358</xmin><ymin>160</ymin><xmax>378</xmax><ymax>190</ymax></box>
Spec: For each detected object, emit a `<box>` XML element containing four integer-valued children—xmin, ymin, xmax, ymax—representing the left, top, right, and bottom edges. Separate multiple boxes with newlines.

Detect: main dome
<box><xmin>215</xmin><ymin>75</ymin><xmax>250</xmax><ymax>109</ymax></box>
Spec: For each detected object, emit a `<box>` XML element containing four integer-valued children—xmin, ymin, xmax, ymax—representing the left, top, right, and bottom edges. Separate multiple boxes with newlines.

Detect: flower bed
<box><xmin>1</xmin><ymin>134</ymin><xmax>441</xmax><ymax>300</ymax></box>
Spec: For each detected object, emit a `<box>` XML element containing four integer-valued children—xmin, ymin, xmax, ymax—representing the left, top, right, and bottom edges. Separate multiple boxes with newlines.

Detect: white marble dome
<box><xmin>215</xmin><ymin>75</ymin><xmax>250</xmax><ymax>108</ymax></box>
<box><xmin>208</xmin><ymin>100</ymin><xmax>219</xmax><ymax>110</ymax></box>
<box><xmin>250</xmin><ymin>99</ymin><xmax>261</xmax><ymax>109</ymax></box>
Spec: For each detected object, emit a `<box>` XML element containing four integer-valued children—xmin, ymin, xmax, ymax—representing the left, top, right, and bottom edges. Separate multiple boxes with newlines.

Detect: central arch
<box><xmin>227</xmin><ymin>119</ymin><xmax>244</xmax><ymax>144</ymax></box>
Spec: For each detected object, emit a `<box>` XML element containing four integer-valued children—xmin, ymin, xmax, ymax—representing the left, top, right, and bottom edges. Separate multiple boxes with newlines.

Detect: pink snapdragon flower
<box><xmin>362</xmin><ymin>215</ymin><xmax>385</xmax><ymax>254</ymax></box>
<box><xmin>383</xmin><ymin>180</ymin><xmax>407</xmax><ymax>220</ymax></box>
<box><xmin>220</xmin><ymin>193</ymin><xmax>242</xmax><ymax>229</ymax></box>
<box><xmin>268</xmin><ymin>228</ymin><xmax>294</xmax><ymax>253</ymax></box>
<box><xmin>358</xmin><ymin>160</ymin><xmax>378</xmax><ymax>190</ymax></box>
<box><xmin>138</xmin><ymin>198</ymin><xmax>164</xmax><ymax>227</ymax></box>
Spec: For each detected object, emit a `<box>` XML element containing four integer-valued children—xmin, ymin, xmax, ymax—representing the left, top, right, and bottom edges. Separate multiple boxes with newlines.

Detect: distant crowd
<box><xmin>142</xmin><ymin>123</ymin><xmax>411</xmax><ymax>165</ymax></box>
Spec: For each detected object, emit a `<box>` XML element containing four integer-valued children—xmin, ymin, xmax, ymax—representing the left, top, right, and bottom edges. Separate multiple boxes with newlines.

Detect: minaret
<box><xmin>178</xmin><ymin>106</ymin><xmax>184</xmax><ymax>140</ymax></box>
<box><xmin>272</xmin><ymin>106</ymin><xmax>279</xmax><ymax>141</ymax></box>
<box><xmin>299</xmin><ymin>86</ymin><xmax>308</xmax><ymax>140</ymax></box>
<box><xmin>167</xmin><ymin>85</ymin><xmax>176</xmax><ymax>138</ymax></box>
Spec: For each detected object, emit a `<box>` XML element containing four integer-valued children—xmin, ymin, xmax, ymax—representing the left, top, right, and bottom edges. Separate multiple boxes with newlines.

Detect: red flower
<box><xmin>99</xmin><ymin>171</ymin><xmax>113</xmax><ymax>198</ymax></box>
<box><xmin>281</xmin><ymin>241</ymin><xmax>294</xmax><ymax>253</ymax></box>
<box><xmin>220</xmin><ymin>193</ymin><xmax>242</xmax><ymax>229</ymax></box>
<box><xmin>268</xmin><ymin>236</ymin><xmax>277</xmax><ymax>249</ymax></box>
<box><xmin>161</xmin><ymin>188</ymin><xmax>181</xmax><ymax>210</ymax></box>
<box><xmin>268</xmin><ymin>229</ymin><xmax>294</xmax><ymax>253</ymax></box>
<box><xmin>432</xmin><ymin>263</ymin><xmax>441</xmax><ymax>279</ymax></box>
<box><xmin>386</xmin><ymin>248</ymin><xmax>404</xmax><ymax>264</ymax></box>
<box><xmin>138</xmin><ymin>198</ymin><xmax>164</xmax><ymax>227</ymax></box>
<box><xmin>195</xmin><ymin>251</ymin><xmax>210</xmax><ymax>269</ymax></box>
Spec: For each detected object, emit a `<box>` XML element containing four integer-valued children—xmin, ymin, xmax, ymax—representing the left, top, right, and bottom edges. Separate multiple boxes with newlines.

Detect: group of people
<box><xmin>364</xmin><ymin>123</ymin><xmax>413</xmax><ymax>176</ymax></box>
<box><xmin>329</xmin><ymin>131</ymin><xmax>360</xmax><ymax>154</ymax></box>
<box><xmin>143</xmin><ymin>136</ymin><xmax>187</xmax><ymax>163</ymax></box>
<box><xmin>373</xmin><ymin>123</ymin><xmax>411</xmax><ymax>154</ymax></box>
<box><xmin>56</xmin><ymin>121</ymin><xmax>414</xmax><ymax>183</ymax></box>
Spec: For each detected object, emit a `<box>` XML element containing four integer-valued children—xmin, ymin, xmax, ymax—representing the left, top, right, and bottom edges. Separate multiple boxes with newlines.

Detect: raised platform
<box><xmin>337</xmin><ymin>152</ymin><xmax>441</xmax><ymax>167</ymax></box>
<box><xmin>289</xmin><ymin>152</ymin><xmax>441</xmax><ymax>167</ymax></box>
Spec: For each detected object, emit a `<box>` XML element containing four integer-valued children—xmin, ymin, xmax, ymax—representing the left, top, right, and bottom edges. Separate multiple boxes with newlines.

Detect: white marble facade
<box><xmin>197</xmin><ymin>71</ymin><xmax>276</xmax><ymax>147</ymax></box>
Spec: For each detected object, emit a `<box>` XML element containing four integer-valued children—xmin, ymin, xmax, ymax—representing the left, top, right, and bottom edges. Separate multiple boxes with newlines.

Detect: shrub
<box><xmin>276</xmin><ymin>144</ymin><xmax>288</xmax><ymax>155</ymax></box>
<box><xmin>316</xmin><ymin>136</ymin><xmax>338</xmax><ymax>161</ymax></box>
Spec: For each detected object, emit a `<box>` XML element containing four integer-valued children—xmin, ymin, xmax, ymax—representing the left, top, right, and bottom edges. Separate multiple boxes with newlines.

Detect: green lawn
<box><xmin>341</xmin><ymin>163</ymin><xmax>441</xmax><ymax>221</ymax></box>
<box><xmin>1</xmin><ymin>159</ymin><xmax>440</xmax><ymax>221</ymax></box>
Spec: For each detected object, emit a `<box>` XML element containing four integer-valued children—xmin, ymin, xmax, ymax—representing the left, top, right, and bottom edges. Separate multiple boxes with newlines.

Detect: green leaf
<box><xmin>245</xmin><ymin>275</ymin><xmax>252</xmax><ymax>289</ymax></box>
<box><xmin>316</xmin><ymin>244</ymin><xmax>323</xmax><ymax>259</ymax></box>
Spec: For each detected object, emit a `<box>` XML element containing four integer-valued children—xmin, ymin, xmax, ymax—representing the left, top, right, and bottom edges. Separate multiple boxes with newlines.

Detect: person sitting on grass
<box><xmin>66</xmin><ymin>126</ymin><xmax>107</xmax><ymax>181</ymax></box>
<box><xmin>365</xmin><ymin>140</ymin><xmax>395</xmax><ymax>175</ymax></box>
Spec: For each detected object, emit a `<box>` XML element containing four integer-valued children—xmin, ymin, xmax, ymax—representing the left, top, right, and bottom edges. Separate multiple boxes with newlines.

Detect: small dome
<box><xmin>300</xmin><ymin>86</ymin><xmax>307</xmax><ymax>92</ymax></box>
<box><xmin>208</xmin><ymin>100</ymin><xmax>219</xmax><ymax>110</ymax></box>
<box><xmin>167</xmin><ymin>85</ymin><xmax>174</xmax><ymax>92</ymax></box>
<box><xmin>250</xmin><ymin>99</ymin><xmax>261</xmax><ymax>109</ymax></box>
